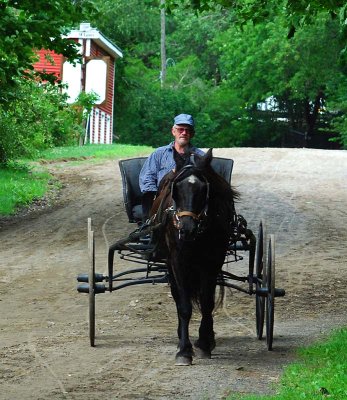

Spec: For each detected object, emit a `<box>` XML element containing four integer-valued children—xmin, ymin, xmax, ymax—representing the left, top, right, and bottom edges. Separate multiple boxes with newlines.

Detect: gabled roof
<box><xmin>65</xmin><ymin>23</ymin><xmax>123</xmax><ymax>59</ymax></box>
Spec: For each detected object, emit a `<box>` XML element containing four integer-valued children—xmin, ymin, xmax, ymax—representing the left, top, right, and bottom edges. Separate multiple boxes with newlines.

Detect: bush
<box><xmin>0</xmin><ymin>80</ymin><xmax>82</xmax><ymax>165</ymax></box>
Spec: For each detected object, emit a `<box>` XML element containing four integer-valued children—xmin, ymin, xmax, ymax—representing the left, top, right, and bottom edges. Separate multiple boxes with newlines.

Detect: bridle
<box><xmin>168</xmin><ymin>165</ymin><xmax>210</xmax><ymax>236</ymax></box>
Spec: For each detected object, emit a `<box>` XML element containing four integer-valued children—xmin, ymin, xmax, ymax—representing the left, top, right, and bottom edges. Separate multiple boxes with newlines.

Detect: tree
<box><xmin>0</xmin><ymin>0</ymin><xmax>95</xmax><ymax>164</ymax></box>
<box><xmin>209</xmin><ymin>10</ymin><xmax>344</xmax><ymax>142</ymax></box>
<box><xmin>167</xmin><ymin>0</ymin><xmax>347</xmax><ymax>25</ymax></box>
<box><xmin>90</xmin><ymin>0</ymin><xmax>160</xmax><ymax>59</ymax></box>
<box><xmin>0</xmin><ymin>0</ymin><xmax>94</xmax><ymax>101</ymax></box>
<box><xmin>90</xmin><ymin>0</ymin><xmax>347</xmax><ymax>148</ymax></box>
<box><xmin>90</xmin><ymin>0</ymin><xmax>245</xmax><ymax>147</ymax></box>
<box><xmin>0</xmin><ymin>80</ymin><xmax>82</xmax><ymax>164</ymax></box>
<box><xmin>167</xmin><ymin>0</ymin><xmax>347</xmax><ymax>72</ymax></box>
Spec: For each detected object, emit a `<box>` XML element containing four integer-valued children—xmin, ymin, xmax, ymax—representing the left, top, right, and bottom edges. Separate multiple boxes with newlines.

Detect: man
<box><xmin>139</xmin><ymin>113</ymin><xmax>204</xmax><ymax>222</ymax></box>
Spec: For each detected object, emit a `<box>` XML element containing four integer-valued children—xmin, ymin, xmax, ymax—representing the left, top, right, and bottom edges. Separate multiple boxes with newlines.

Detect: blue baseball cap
<box><xmin>174</xmin><ymin>114</ymin><xmax>195</xmax><ymax>128</ymax></box>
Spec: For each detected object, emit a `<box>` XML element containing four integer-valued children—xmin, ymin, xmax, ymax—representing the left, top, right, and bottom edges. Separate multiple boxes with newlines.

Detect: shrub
<box><xmin>0</xmin><ymin>80</ymin><xmax>82</xmax><ymax>165</ymax></box>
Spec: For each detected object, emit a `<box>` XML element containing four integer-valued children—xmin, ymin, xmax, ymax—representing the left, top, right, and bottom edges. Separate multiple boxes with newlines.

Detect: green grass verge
<box><xmin>0</xmin><ymin>144</ymin><xmax>153</xmax><ymax>216</ymax></box>
<box><xmin>228</xmin><ymin>328</ymin><xmax>347</xmax><ymax>400</ymax></box>
<box><xmin>35</xmin><ymin>143</ymin><xmax>153</xmax><ymax>162</ymax></box>
<box><xmin>0</xmin><ymin>167</ymin><xmax>54</xmax><ymax>215</ymax></box>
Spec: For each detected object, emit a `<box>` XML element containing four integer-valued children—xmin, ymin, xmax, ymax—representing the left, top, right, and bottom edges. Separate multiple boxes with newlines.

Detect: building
<box><xmin>33</xmin><ymin>23</ymin><xmax>123</xmax><ymax>144</ymax></box>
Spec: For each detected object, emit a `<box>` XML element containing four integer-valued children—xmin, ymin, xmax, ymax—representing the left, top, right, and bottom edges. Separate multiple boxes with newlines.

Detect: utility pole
<box><xmin>160</xmin><ymin>0</ymin><xmax>166</xmax><ymax>87</ymax></box>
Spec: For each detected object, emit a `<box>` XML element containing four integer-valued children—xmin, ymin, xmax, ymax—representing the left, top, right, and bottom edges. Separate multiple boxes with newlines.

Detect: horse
<box><xmin>150</xmin><ymin>148</ymin><xmax>239</xmax><ymax>365</ymax></box>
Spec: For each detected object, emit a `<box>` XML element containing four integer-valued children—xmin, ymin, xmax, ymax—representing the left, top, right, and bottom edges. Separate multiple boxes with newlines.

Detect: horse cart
<box><xmin>77</xmin><ymin>151</ymin><xmax>285</xmax><ymax>365</ymax></box>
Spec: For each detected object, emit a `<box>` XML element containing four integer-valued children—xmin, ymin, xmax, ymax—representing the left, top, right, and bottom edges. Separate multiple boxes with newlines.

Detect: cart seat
<box><xmin>119</xmin><ymin>156</ymin><xmax>234</xmax><ymax>223</ymax></box>
<box><xmin>211</xmin><ymin>157</ymin><xmax>234</xmax><ymax>184</ymax></box>
<box><xmin>119</xmin><ymin>157</ymin><xmax>147</xmax><ymax>223</ymax></box>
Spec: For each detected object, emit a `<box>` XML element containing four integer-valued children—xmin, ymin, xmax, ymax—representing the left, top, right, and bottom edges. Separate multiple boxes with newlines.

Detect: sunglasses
<box><xmin>175</xmin><ymin>126</ymin><xmax>193</xmax><ymax>134</ymax></box>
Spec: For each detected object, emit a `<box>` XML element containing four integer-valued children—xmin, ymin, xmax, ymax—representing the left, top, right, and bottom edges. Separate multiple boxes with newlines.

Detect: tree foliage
<box><xmin>210</xmin><ymin>11</ymin><xmax>344</xmax><ymax>139</ymax></box>
<box><xmin>167</xmin><ymin>0</ymin><xmax>347</xmax><ymax>25</ymax></box>
<box><xmin>2</xmin><ymin>0</ymin><xmax>347</xmax><ymax>156</ymax></box>
<box><xmin>93</xmin><ymin>0</ymin><xmax>347</xmax><ymax>148</ymax></box>
<box><xmin>0</xmin><ymin>0</ymin><xmax>94</xmax><ymax>101</ymax></box>
<box><xmin>0</xmin><ymin>0</ymin><xmax>95</xmax><ymax>164</ymax></box>
<box><xmin>0</xmin><ymin>81</ymin><xmax>83</xmax><ymax>164</ymax></box>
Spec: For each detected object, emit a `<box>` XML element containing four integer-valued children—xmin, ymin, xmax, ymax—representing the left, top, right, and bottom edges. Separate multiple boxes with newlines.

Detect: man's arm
<box><xmin>139</xmin><ymin>152</ymin><xmax>159</xmax><ymax>193</ymax></box>
<box><xmin>139</xmin><ymin>151</ymin><xmax>161</xmax><ymax>222</ymax></box>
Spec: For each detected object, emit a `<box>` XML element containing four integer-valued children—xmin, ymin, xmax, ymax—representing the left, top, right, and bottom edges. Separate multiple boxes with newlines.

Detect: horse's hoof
<box><xmin>194</xmin><ymin>346</ymin><xmax>211</xmax><ymax>359</ymax></box>
<box><xmin>175</xmin><ymin>355</ymin><xmax>192</xmax><ymax>366</ymax></box>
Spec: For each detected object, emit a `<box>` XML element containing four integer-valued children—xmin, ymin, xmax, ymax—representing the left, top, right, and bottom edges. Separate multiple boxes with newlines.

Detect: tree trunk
<box><xmin>304</xmin><ymin>90</ymin><xmax>324</xmax><ymax>146</ymax></box>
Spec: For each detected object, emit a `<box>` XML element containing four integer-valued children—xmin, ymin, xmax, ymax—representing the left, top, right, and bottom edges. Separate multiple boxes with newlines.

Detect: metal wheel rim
<box><xmin>265</xmin><ymin>234</ymin><xmax>275</xmax><ymax>350</ymax></box>
<box><xmin>88</xmin><ymin>219</ymin><xmax>96</xmax><ymax>347</ymax></box>
<box><xmin>255</xmin><ymin>219</ymin><xmax>266</xmax><ymax>339</ymax></box>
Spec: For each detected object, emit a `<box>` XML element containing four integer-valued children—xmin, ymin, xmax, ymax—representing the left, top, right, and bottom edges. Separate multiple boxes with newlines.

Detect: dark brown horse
<box><xmin>151</xmin><ymin>148</ymin><xmax>239</xmax><ymax>365</ymax></box>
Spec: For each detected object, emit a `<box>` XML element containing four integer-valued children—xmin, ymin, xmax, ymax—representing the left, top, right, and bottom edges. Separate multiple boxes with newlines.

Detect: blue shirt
<box><xmin>139</xmin><ymin>142</ymin><xmax>204</xmax><ymax>193</ymax></box>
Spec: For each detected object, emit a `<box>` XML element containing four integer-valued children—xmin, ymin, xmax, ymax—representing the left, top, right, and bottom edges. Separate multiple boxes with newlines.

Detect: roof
<box><xmin>65</xmin><ymin>23</ymin><xmax>123</xmax><ymax>59</ymax></box>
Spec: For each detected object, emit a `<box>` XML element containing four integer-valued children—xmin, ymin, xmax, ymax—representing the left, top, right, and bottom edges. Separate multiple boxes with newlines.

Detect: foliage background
<box><xmin>0</xmin><ymin>0</ymin><xmax>94</xmax><ymax>164</ymax></box>
<box><xmin>1</xmin><ymin>0</ymin><xmax>347</xmax><ymax>166</ymax></box>
<box><xmin>90</xmin><ymin>0</ymin><xmax>347</xmax><ymax>149</ymax></box>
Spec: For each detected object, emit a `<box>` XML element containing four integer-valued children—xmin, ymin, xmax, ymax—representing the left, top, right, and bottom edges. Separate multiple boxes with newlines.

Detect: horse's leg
<box><xmin>175</xmin><ymin>292</ymin><xmax>193</xmax><ymax>366</ymax></box>
<box><xmin>194</xmin><ymin>281</ymin><xmax>216</xmax><ymax>359</ymax></box>
<box><xmin>170</xmin><ymin>279</ymin><xmax>193</xmax><ymax>366</ymax></box>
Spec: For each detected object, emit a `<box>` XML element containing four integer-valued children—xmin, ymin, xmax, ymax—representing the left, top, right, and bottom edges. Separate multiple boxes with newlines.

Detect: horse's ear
<box><xmin>205</xmin><ymin>148</ymin><xmax>213</xmax><ymax>164</ymax></box>
<box><xmin>173</xmin><ymin>148</ymin><xmax>187</xmax><ymax>172</ymax></box>
<box><xmin>194</xmin><ymin>148</ymin><xmax>213</xmax><ymax>169</ymax></box>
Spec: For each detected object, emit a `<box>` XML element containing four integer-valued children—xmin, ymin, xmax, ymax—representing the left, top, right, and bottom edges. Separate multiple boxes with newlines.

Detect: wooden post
<box><xmin>160</xmin><ymin>0</ymin><xmax>166</xmax><ymax>87</ymax></box>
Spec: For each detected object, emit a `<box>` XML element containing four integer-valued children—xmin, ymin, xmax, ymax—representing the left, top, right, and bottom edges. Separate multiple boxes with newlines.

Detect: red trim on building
<box><xmin>33</xmin><ymin>50</ymin><xmax>63</xmax><ymax>80</ymax></box>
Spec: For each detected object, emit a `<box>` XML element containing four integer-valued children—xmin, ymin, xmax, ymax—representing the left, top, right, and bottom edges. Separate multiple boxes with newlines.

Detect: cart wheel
<box><xmin>255</xmin><ymin>219</ymin><xmax>266</xmax><ymax>339</ymax></box>
<box><xmin>265</xmin><ymin>234</ymin><xmax>275</xmax><ymax>350</ymax></box>
<box><xmin>88</xmin><ymin>219</ymin><xmax>96</xmax><ymax>347</ymax></box>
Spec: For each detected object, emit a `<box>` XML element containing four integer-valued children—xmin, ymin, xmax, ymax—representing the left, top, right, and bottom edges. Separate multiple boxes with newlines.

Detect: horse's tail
<box><xmin>214</xmin><ymin>281</ymin><xmax>225</xmax><ymax>311</ymax></box>
<box><xmin>189</xmin><ymin>270</ymin><xmax>225</xmax><ymax>312</ymax></box>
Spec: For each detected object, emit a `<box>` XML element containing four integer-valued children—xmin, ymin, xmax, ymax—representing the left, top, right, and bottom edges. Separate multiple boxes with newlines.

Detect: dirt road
<box><xmin>0</xmin><ymin>148</ymin><xmax>346</xmax><ymax>399</ymax></box>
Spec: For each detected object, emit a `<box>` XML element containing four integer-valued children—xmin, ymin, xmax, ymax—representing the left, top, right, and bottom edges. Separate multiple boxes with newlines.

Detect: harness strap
<box><xmin>176</xmin><ymin>210</ymin><xmax>200</xmax><ymax>220</ymax></box>
<box><xmin>152</xmin><ymin>179</ymin><xmax>174</xmax><ymax>225</ymax></box>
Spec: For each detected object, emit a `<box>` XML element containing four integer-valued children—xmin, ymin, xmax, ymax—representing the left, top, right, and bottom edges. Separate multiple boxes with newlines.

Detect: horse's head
<box><xmin>170</xmin><ymin>149</ymin><xmax>213</xmax><ymax>241</ymax></box>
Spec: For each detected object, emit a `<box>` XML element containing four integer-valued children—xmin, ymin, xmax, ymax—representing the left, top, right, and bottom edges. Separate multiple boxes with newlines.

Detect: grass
<box><xmin>35</xmin><ymin>143</ymin><xmax>152</xmax><ymax>162</ymax></box>
<box><xmin>228</xmin><ymin>328</ymin><xmax>347</xmax><ymax>400</ymax></box>
<box><xmin>0</xmin><ymin>144</ymin><xmax>153</xmax><ymax>215</ymax></box>
<box><xmin>0</xmin><ymin>166</ymin><xmax>54</xmax><ymax>215</ymax></box>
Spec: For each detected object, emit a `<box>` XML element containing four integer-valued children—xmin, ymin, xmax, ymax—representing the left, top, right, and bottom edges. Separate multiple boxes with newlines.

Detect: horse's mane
<box><xmin>150</xmin><ymin>170</ymin><xmax>175</xmax><ymax>218</ymax></box>
<box><xmin>196</xmin><ymin>164</ymin><xmax>238</xmax><ymax>234</ymax></box>
<box><xmin>198</xmin><ymin>164</ymin><xmax>239</xmax><ymax>203</ymax></box>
